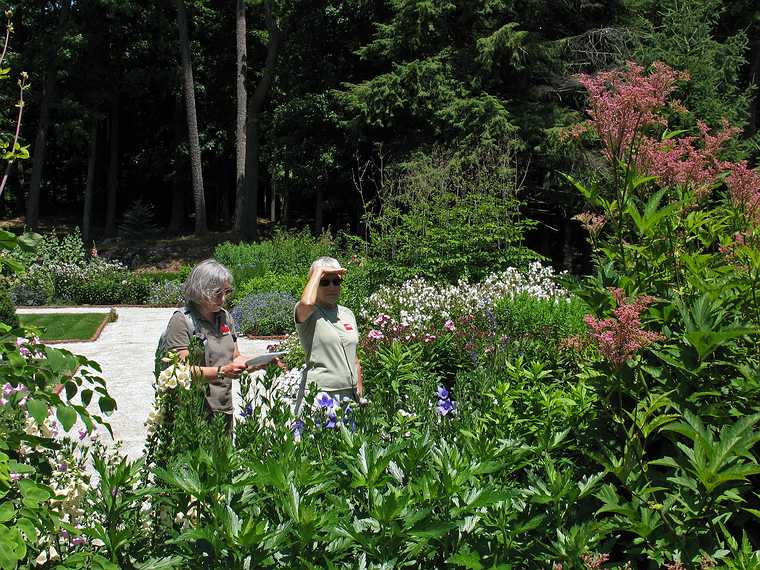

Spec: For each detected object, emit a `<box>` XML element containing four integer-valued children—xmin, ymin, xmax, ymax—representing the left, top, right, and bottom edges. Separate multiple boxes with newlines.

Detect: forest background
<box><xmin>0</xmin><ymin>0</ymin><xmax>758</xmax><ymax>270</ymax></box>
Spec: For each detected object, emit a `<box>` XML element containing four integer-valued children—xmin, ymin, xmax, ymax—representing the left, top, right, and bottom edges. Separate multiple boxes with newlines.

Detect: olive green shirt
<box><xmin>295</xmin><ymin>304</ymin><xmax>359</xmax><ymax>394</ymax></box>
<box><xmin>163</xmin><ymin>307</ymin><xmax>237</xmax><ymax>413</ymax></box>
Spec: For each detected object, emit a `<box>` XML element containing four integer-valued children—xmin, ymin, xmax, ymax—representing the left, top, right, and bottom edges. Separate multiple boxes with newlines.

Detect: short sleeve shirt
<box><xmin>163</xmin><ymin>307</ymin><xmax>238</xmax><ymax>413</ymax></box>
<box><xmin>295</xmin><ymin>304</ymin><xmax>359</xmax><ymax>393</ymax></box>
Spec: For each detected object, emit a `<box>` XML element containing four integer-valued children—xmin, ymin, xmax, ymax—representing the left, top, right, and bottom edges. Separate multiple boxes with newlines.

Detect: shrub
<box><xmin>0</xmin><ymin>289</ymin><xmax>18</xmax><ymax>328</ymax></box>
<box><xmin>230</xmin><ymin>291</ymin><xmax>296</xmax><ymax>336</ymax></box>
<box><xmin>493</xmin><ymin>293</ymin><xmax>589</xmax><ymax>362</ymax></box>
<box><xmin>52</xmin><ymin>259</ymin><xmax>151</xmax><ymax>304</ymax></box>
<box><xmin>147</xmin><ymin>280</ymin><xmax>185</xmax><ymax>306</ymax></box>
<box><xmin>215</xmin><ymin>227</ymin><xmax>336</xmax><ymax>279</ymax></box>
<box><xmin>361</xmin><ymin>147</ymin><xmax>539</xmax><ymax>283</ymax></box>
<box><xmin>7</xmin><ymin>227</ymin><xmax>86</xmax><ymax>267</ymax></box>
<box><xmin>8</xmin><ymin>264</ymin><xmax>55</xmax><ymax>306</ymax></box>
<box><xmin>235</xmin><ymin>271</ymin><xmax>304</xmax><ymax>301</ymax></box>
<box><xmin>118</xmin><ymin>198</ymin><xmax>160</xmax><ymax>239</ymax></box>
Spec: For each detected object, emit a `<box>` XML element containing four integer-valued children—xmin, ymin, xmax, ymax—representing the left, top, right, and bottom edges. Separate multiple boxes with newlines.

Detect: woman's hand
<box><xmin>220</xmin><ymin>361</ymin><xmax>247</xmax><ymax>378</ymax></box>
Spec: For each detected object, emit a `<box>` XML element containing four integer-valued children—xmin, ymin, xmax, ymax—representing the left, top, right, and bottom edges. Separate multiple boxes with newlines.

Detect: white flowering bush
<box><xmin>361</xmin><ymin>262</ymin><xmax>570</xmax><ymax>336</ymax></box>
<box><xmin>145</xmin><ymin>354</ymin><xmax>193</xmax><ymax>436</ymax></box>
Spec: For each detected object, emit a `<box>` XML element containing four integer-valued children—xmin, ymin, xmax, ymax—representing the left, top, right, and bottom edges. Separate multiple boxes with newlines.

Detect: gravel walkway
<box><xmin>17</xmin><ymin>307</ymin><xmax>274</xmax><ymax>460</ymax></box>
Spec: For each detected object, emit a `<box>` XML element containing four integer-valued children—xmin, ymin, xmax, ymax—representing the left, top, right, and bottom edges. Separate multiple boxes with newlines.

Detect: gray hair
<box><xmin>183</xmin><ymin>259</ymin><xmax>233</xmax><ymax>306</ymax></box>
<box><xmin>309</xmin><ymin>256</ymin><xmax>341</xmax><ymax>276</ymax></box>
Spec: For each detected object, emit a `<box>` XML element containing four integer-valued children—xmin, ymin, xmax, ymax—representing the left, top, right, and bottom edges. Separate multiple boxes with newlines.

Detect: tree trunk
<box><xmin>270</xmin><ymin>174</ymin><xmax>276</xmax><ymax>222</ymax></box>
<box><xmin>234</xmin><ymin>0</ymin><xmax>247</xmax><ymax>233</ymax></box>
<box><xmin>176</xmin><ymin>0</ymin><xmax>207</xmax><ymax>235</ymax></box>
<box><xmin>241</xmin><ymin>119</ymin><xmax>259</xmax><ymax>240</ymax></box>
<box><xmin>169</xmin><ymin>88</ymin><xmax>185</xmax><ymax>233</ymax></box>
<box><xmin>15</xmin><ymin>163</ymin><xmax>25</xmax><ymax>217</ymax></box>
<box><xmin>104</xmin><ymin>92</ymin><xmax>120</xmax><ymax>237</ymax></box>
<box><xmin>26</xmin><ymin>69</ymin><xmax>57</xmax><ymax>230</ymax></box>
<box><xmin>749</xmin><ymin>35</ymin><xmax>760</xmax><ymax>134</ymax></box>
<box><xmin>240</xmin><ymin>5</ymin><xmax>283</xmax><ymax>241</ymax></box>
<box><xmin>82</xmin><ymin>119</ymin><xmax>98</xmax><ymax>247</ymax></box>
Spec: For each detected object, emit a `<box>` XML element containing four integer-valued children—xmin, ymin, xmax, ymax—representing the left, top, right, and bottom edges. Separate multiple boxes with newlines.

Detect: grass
<box><xmin>18</xmin><ymin>312</ymin><xmax>113</xmax><ymax>342</ymax></box>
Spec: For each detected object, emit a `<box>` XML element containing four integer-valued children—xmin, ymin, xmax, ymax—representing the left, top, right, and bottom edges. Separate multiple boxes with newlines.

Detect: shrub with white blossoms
<box><xmin>362</xmin><ymin>262</ymin><xmax>570</xmax><ymax>337</ymax></box>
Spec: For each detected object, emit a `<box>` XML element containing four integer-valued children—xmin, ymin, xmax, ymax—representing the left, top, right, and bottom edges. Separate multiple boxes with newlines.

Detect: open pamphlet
<box><xmin>245</xmin><ymin>351</ymin><xmax>286</xmax><ymax>370</ymax></box>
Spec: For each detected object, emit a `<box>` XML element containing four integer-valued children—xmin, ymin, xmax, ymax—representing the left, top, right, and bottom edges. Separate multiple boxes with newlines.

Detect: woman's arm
<box><xmin>295</xmin><ymin>267</ymin><xmax>325</xmax><ymax>323</ymax></box>
<box><xmin>176</xmin><ymin>348</ymin><xmax>245</xmax><ymax>380</ymax></box>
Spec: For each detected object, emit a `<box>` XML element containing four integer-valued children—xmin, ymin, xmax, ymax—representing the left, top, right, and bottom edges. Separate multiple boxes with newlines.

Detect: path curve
<box><xmin>17</xmin><ymin>307</ymin><xmax>273</xmax><ymax>460</ymax></box>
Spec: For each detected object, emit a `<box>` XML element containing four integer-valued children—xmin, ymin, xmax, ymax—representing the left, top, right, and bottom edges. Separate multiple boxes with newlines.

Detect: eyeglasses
<box><xmin>213</xmin><ymin>288</ymin><xmax>234</xmax><ymax>298</ymax></box>
<box><xmin>319</xmin><ymin>277</ymin><xmax>343</xmax><ymax>287</ymax></box>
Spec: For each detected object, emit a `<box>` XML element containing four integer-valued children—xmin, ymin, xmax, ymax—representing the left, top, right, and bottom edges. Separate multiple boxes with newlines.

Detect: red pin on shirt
<box><xmin>343</xmin><ymin>323</ymin><xmax>354</xmax><ymax>331</ymax></box>
<box><xmin>220</xmin><ymin>323</ymin><xmax>231</xmax><ymax>334</ymax></box>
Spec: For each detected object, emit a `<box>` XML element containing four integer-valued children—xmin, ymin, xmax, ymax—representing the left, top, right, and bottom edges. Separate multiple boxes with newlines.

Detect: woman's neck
<box><xmin>197</xmin><ymin>305</ymin><xmax>217</xmax><ymax>322</ymax></box>
<box><xmin>317</xmin><ymin>300</ymin><xmax>338</xmax><ymax>310</ymax></box>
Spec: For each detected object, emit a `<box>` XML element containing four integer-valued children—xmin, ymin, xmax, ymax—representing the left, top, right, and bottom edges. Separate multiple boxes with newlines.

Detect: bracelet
<box><xmin>216</xmin><ymin>366</ymin><xmax>224</xmax><ymax>379</ymax></box>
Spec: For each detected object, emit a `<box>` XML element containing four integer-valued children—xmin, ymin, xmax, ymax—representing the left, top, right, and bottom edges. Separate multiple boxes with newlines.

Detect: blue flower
<box><xmin>316</xmin><ymin>392</ymin><xmax>336</xmax><ymax>409</ymax></box>
<box><xmin>437</xmin><ymin>386</ymin><xmax>449</xmax><ymax>400</ymax></box>
<box><xmin>291</xmin><ymin>418</ymin><xmax>305</xmax><ymax>438</ymax></box>
<box><xmin>436</xmin><ymin>398</ymin><xmax>455</xmax><ymax>416</ymax></box>
<box><xmin>324</xmin><ymin>412</ymin><xmax>338</xmax><ymax>429</ymax></box>
<box><xmin>240</xmin><ymin>403</ymin><xmax>253</xmax><ymax>418</ymax></box>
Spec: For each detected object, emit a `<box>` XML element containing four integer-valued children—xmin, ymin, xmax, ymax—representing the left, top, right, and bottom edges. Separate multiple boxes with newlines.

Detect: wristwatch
<box><xmin>216</xmin><ymin>366</ymin><xmax>224</xmax><ymax>380</ymax></box>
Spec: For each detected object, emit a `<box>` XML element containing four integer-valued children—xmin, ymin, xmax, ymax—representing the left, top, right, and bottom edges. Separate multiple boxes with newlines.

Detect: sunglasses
<box><xmin>319</xmin><ymin>277</ymin><xmax>343</xmax><ymax>287</ymax></box>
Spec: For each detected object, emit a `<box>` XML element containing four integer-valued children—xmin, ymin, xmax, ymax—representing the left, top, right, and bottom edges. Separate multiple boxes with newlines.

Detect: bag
<box><xmin>155</xmin><ymin>307</ymin><xmax>205</xmax><ymax>368</ymax></box>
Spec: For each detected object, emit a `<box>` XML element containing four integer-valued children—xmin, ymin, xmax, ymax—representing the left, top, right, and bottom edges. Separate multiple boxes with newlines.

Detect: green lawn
<box><xmin>18</xmin><ymin>312</ymin><xmax>112</xmax><ymax>342</ymax></box>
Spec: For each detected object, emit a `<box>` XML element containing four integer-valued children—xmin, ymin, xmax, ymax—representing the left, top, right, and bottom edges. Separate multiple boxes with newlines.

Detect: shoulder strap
<box><xmin>180</xmin><ymin>306</ymin><xmax>206</xmax><ymax>342</ymax></box>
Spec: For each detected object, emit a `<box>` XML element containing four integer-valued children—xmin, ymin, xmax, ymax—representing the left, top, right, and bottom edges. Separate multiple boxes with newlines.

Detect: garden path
<box><xmin>16</xmin><ymin>307</ymin><xmax>273</xmax><ymax>460</ymax></box>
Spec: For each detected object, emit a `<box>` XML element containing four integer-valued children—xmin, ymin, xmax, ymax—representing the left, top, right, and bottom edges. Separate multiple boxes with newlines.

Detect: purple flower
<box><xmin>0</xmin><ymin>398</ymin><xmax>7</xmax><ymax>407</ymax></box>
<box><xmin>57</xmin><ymin>462</ymin><xmax>68</xmax><ymax>473</ymax></box>
<box><xmin>240</xmin><ymin>403</ymin><xmax>253</xmax><ymax>418</ymax></box>
<box><xmin>324</xmin><ymin>412</ymin><xmax>338</xmax><ymax>429</ymax></box>
<box><xmin>423</xmin><ymin>334</ymin><xmax>437</xmax><ymax>343</ymax></box>
<box><xmin>436</xmin><ymin>398</ymin><xmax>455</xmax><ymax>416</ymax></box>
<box><xmin>78</xmin><ymin>428</ymin><xmax>88</xmax><ymax>441</ymax></box>
<box><xmin>2</xmin><ymin>383</ymin><xmax>13</xmax><ymax>397</ymax></box>
<box><xmin>15</xmin><ymin>337</ymin><xmax>26</xmax><ymax>347</ymax></box>
<box><xmin>315</xmin><ymin>392</ymin><xmax>335</xmax><ymax>409</ymax></box>
<box><xmin>15</xmin><ymin>384</ymin><xmax>28</xmax><ymax>394</ymax></box>
<box><xmin>291</xmin><ymin>418</ymin><xmax>305</xmax><ymax>439</ymax></box>
<box><xmin>60</xmin><ymin>530</ymin><xmax>70</xmax><ymax>540</ymax></box>
<box><xmin>70</xmin><ymin>536</ymin><xmax>86</xmax><ymax>546</ymax></box>
<box><xmin>17</xmin><ymin>398</ymin><xmax>26</xmax><ymax>408</ymax></box>
<box><xmin>367</xmin><ymin>329</ymin><xmax>384</xmax><ymax>340</ymax></box>
<box><xmin>9</xmin><ymin>472</ymin><xmax>20</xmax><ymax>483</ymax></box>
<box><xmin>444</xmin><ymin>319</ymin><xmax>456</xmax><ymax>332</ymax></box>
<box><xmin>437</xmin><ymin>386</ymin><xmax>449</xmax><ymax>400</ymax></box>
<box><xmin>373</xmin><ymin>314</ymin><xmax>391</xmax><ymax>326</ymax></box>
<box><xmin>19</xmin><ymin>347</ymin><xmax>31</xmax><ymax>358</ymax></box>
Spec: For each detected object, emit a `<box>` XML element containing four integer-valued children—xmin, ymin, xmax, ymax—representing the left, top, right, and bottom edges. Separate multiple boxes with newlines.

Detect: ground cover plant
<box><xmin>18</xmin><ymin>313</ymin><xmax>113</xmax><ymax>342</ymax></box>
<box><xmin>1</xmin><ymin>59</ymin><xmax>760</xmax><ymax>568</ymax></box>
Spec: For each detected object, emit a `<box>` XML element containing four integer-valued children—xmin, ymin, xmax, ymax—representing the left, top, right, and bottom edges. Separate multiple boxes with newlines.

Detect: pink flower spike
<box><xmin>15</xmin><ymin>337</ymin><xmax>27</xmax><ymax>347</ymax></box>
<box><xmin>0</xmin><ymin>397</ymin><xmax>7</xmax><ymax>406</ymax></box>
<box><xmin>17</xmin><ymin>398</ymin><xmax>27</xmax><ymax>407</ymax></box>
<box><xmin>10</xmin><ymin>472</ymin><xmax>20</xmax><ymax>483</ymax></box>
<box><xmin>444</xmin><ymin>319</ymin><xmax>456</xmax><ymax>331</ymax></box>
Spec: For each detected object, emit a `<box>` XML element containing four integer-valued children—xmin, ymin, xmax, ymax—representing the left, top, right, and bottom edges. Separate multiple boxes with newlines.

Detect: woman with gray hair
<box><xmin>161</xmin><ymin>259</ymin><xmax>252</xmax><ymax>426</ymax></box>
<box><xmin>294</xmin><ymin>256</ymin><xmax>363</xmax><ymax>403</ymax></box>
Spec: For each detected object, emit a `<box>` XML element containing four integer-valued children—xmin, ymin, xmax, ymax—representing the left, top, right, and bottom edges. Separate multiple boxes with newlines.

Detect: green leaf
<box><xmin>98</xmin><ymin>397</ymin><xmax>117</xmax><ymax>415</ymax></box>
<box><xmin>26</xmin><ymin>399</ymin><xmax>48</xmax><ymax>426</ymax></box>
<box><xmin>448</xmin><ymin>546</ymin><xmax>483</xmax><ymax>569</ymax></box>
<box><xmin>56</xmin><ymin>405</ymin><xmax>77</xmax><ymax>432</ymax></box>
<box><xmin>0</xmin><ymin>229</ymin><xmax>17</xmax><ymax>250</ymax></box>
<box><xmin>0</xmin><ymin>502</ymin><xmax>14</xmax><ymax>523</ymax></box>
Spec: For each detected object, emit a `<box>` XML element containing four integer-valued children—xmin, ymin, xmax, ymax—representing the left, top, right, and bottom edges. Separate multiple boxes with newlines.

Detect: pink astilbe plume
<box><xmin>724</xmin><ymin>161</ymin><xmax>760</xmax><ymax>225</ymax></box>
<box><xmin>638</xmin><ymin>120</ymin><xmax>738</xmax><ymax>197</ymax></box>
<box><xmin>584</xmin><ymin>288</ymin><xmax>663</xmax><ymax>367</ymax></box>
<box><xmin>570</xmin><ymin>62</ymin><xmax>688</xmax><ymax>162</ymax></box>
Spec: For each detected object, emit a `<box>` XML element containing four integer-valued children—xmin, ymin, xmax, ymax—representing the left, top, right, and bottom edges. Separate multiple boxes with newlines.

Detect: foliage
<box><xmin>214</xmin><ymin>228</ymin><xmax>336</xmax><ymax>284</ymax></box>
<box><xmin>147</xmin><ymin>280</ymin><xmax>185</xmax><ymax>306</ymax></box>
<box><xmin>117</xmin><ymin>199</ymin><xmax>160</xmax><ymax>240</ymax></box>
<box><xmin>6</xmin><ymin>264</ymin><xmax>55</xmax><ymax>306</ymax></box>
<box><xmin>0</xmin><ymin>289</ymin><xmax>18</xmax><ymax>328</ymax></box>
<box><xmin>52</xmin><ymin>259</ymin><xmax>151</xmax><ymax>305</ymax></box>
<box><xmin>359</xmin><ymin>147</ymin><xmax>539</xmax><ymax>283</ymax></box>
<box><xmin>230</xmin><ymin>291</ymin><xmax>297</xmax><ymax>336</ymax></box>
<box><xmin>493</xmin><ymin>293</ymin><xmax>589</xmax><ymax>363</ymax></box>
<box><xmin>234</xmin><ymin>271</ymin><xmax>303</xmax><ymax>300</ymax></box>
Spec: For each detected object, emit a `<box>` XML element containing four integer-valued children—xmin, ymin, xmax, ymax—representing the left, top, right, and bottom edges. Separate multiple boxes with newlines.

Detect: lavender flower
<box><xmin>437</xmin><ymin>386</ymin><xmax>449</xmax><ymax>400</ymax></box>
<box><xmin>240</xmin><ymin>403</ymin><xmax>253</xmax><ymax>418</ymax></box>
<box><xmin>436</xmin><ymin>398</ymin><xmax>455</xmax><ymax>416</ymax></box>
<box><xmin>291</xmin><ymin>418</ymin><xmax>305</xmax><ymax>440</ymax></box>
<box><xmin>2</xmin><ymin>383</ymin><xmax>13</xmax><ymax>397</ymax></box>
<box><xmin>315</xmin><ymin>392</ymin><xmax>336</xmax><ymax>409</ymax></box>
<box><xmin>324</xmin><ymin>412</ymin><xmax>338</xmax><ymax>429</ymax></box>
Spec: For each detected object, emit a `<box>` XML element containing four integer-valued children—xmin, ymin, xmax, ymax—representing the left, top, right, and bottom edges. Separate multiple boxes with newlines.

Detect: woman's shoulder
<box><xmin>338</xmin><ymin>305</ymin><xmax>356</xmax><ymax>319</ymax></box>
